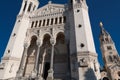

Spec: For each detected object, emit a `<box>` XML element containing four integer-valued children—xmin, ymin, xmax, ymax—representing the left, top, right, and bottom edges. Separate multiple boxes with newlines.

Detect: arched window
<box><xmin>28</xmin><ymin>2</ymin><xmax>32</xmax><ymax>12</ymax></box>
<box><xmin>23</xmin><ymin>1</ymin><xmax>27</xmax><ymax>11</ymax></box>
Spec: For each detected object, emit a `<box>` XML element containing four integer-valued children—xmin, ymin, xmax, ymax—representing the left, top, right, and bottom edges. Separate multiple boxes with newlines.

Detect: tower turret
<box><xmin>99</xmin><ymin>22</ymin><xmax>120</xmax><ymax>80</ymax></box>
<box><xmin>68</xmin><ymin>0</ymin><xmax>101</xmax><ymax>79</ymax></box>
<box><xmin>19</xmin><ymin>0</ymin><xmax>39</xmax><ymax>15</ymax></box>
<box><xmin>0</xmin><ymin>0</ymin><xmax>39</xmax><ymax>79</ymax></box>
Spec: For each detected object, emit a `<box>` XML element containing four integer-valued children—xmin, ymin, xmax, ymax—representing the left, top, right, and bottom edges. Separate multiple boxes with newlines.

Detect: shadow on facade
<box><xmin>84</xmin><ymin>68</ymin><xmax>97</xmax><ymax>80</ymax></box>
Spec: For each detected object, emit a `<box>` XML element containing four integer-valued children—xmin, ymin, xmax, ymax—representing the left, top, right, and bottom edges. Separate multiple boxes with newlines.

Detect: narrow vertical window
<box><xmin>28</xmin><ymin>2</ymin><xmax>32</xmax><ymax>12</ymax></box>
<box><xmin>63</xmin><ymin>16</ymin><xmax>66</xmax><ymax>23</ymax></box>
<box><xmin>59</xmin><ymin>17</ymin><xmax>62</xmax><ymax>24</ymax></box>
<box><xmin>55</xmin><ymin>18</ymin><xmax>58</xmax><ymax>24</ymax></box>
<box><xmin>51</xmin><ymin>18</ymin><xmax>54</xmax><ymax>25</ymax></box>
<box><xmin>31</xmin><ymin>21</ymin><xmax>34</xmax><ymax>28</ymax></box>
<box><xmin>35</xmin><ymin>21</ymin><xmax>38</xmax><ymax>27</ymax></box>
<box><xmin>39</xmin><ymin>20</ymin><xmax>42</xmax><ymax>27</ymax></box>
<box><xmin>23</xmin><ymin>1</ymin><xmax>27</xmax><ymax>11</ymax></box>
<box><xmin>43</xmin><ymin>20</ymin><xmax>46</xmax><ymax>26</ymax></box>
<box><xmin>47</xmin><ymin>19</ymin><xmax>49</xmax><ymax>26</ymax></box>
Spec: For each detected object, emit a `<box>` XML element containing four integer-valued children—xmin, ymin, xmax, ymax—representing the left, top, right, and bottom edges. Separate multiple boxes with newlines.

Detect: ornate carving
<box><xmin>79</xmin><ymin>58</ymin><xmax>88</xmax><ymax>67</ymax></box>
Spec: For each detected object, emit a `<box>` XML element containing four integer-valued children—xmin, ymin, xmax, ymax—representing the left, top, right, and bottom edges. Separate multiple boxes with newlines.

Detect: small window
<box><xmin>18</xmin><ymin>20</ymin><xmax>20</xmax><ymax>22</ymax></box>
<box><xmin>77</xmin><ymin>9</ymin><xmax>80</xmax><ymax>12</ymax></box>
<box><xmin>13</xmin><ymin>33</ymin><xmax>16</xmax><ymax>37</ymax></box>
<box><xmin>78</xmin><ymin>24</ymin><xmax>82</xmax><ymax>28</ymax></box>
<box><xmin>31</xmin><ymin>21</ymin><xmax>34</xmax><ymax>28</ymax></box>
<box><xmin>8</xmin><ymin>50</ymin><xmax>10</xmax><ymax>53</ymax></box>
<box><xmin>107</xmin><ymin>46</ymin><xmax>112</xmax><ymax>50</ymax></box>
<box><xmin>80</xmin><ymin>43</ymin><xmax>85</xmax><ymax>48</ymax></box>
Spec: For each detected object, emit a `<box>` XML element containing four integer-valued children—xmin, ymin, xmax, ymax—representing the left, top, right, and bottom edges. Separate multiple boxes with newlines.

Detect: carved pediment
<box><xmin>31</xmin><ymin>3</ymin><xmax>65</xmax><ymax>17</ymax></box>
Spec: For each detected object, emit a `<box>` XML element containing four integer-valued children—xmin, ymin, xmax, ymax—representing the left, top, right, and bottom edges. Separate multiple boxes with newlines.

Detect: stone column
<box><xmin>47</xmin><ymin>38</ymin><xmax>55</xmax><ymax>80</ymax></box>
<box><xmin>39</xmin><ymin>49</ymin><xmax>47</xmax><ymax>77</ymax></box>
<box><xmin>16</xmin><ymin>42</ymin><xmax>29</xmax><ymax>78</ymax></box>
<box><xmin>31</xmin><ymin>40</ymin><xmax>42</xmax><ymax>78</ymax></box>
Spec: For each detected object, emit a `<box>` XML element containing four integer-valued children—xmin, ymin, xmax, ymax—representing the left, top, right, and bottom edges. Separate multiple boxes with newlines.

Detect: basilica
<box><xmin>0</xmin><ymin>0</ymin><xmax>120</xmax><ymax>80</ymax></box>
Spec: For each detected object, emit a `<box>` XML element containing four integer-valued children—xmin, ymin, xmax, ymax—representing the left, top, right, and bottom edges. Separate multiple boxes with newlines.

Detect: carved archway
<box><xmin>53</xmin><ymin>32</ymin><xmax>69</xmax><ymax>79</ymax></box>
<box><xmin>40</xmin><ymin>34</ymin><xmax>51</xmax><ymax>80</ymax></box>
<box><xmin>23</xmin><ymin>36</ymin><xmax>38</xmax><ymax>77</ymax></box>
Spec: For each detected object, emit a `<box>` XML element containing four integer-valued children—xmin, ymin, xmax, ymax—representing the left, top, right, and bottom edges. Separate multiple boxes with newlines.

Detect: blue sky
<box><xmin>0</xmin><ymin>0</ymin><xmax>120</xmax><ymax>66</ymax></box>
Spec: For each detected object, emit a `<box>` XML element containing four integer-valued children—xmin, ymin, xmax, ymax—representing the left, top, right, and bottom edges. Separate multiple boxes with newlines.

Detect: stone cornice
<box><xmin>2</xmin><ymin>57</ymin><xmax>21</xmax><ymax>61</ymax></box>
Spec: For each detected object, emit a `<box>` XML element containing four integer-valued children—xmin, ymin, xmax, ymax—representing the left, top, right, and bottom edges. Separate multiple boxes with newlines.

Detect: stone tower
<box><xmin>68</xmin><ymin>0</ymin><xmax>101</xmax><ymax>80</ymax></box>
<box><xmin>99</xmin><ymin>22</ymin><xmax>120</xmax><ymax>80</ymax></box>
<box><xmin>0</xmin><ymin>0</ymin><xmax>101</xmax><ymax>80</ymax></box>
<box><xmin>0</xmin><ymin>0</ymin><xmax>39</xmax><ymax>79</ymax></box>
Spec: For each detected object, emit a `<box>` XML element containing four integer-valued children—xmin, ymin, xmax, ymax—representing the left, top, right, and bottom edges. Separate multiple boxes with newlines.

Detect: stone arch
<box><xmin>53</xmin><ymin>32</ymin><xmax>69</xmax><ymax>79</ymax></box>
<box><xmin>54</xmin><ymin>30</ymin><xmax>64</xmax><ymax>38</ymax></box>
<box><xmin>41</xmin><ymin>32</ymin><xmax>52</xmax><ymax>41</ymax></box>
<box><xmin>40</xmin><ymin>34</ymin><xmax>51</xmax><ymax>80</ymax></box>
<box><xmin>55</xmin><ymin>32</ymin><xmax>65</xmax><ymax>45</ymax></box>
<box><xmin>29</xmin><ymin>33</ymin><xmax>38</xmax><ymax>41</ymax></box>
<box><xmin>23</xmin><ymin>35</ymin><xmax>38</xmax><ymax>77</ymax></box>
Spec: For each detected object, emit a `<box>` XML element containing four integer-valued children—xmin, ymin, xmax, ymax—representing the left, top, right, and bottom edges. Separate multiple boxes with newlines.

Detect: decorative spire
<box><xmin>99</xmin><ymin>22</ymin><xmax>104</xmax><ymax>30</ymax></box>
<box><xmin>99</xmin><ymin>21</ymin><xmax>109</xmax><ymax>36</ymax></box>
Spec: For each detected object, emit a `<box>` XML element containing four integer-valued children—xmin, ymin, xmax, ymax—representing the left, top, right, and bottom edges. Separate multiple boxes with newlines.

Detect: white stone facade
<box><xmin>0</xmin><ymin>0</ymin><xmax>102</xmax><ymax>80</ymax></box>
